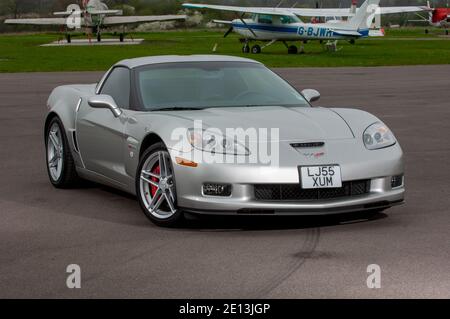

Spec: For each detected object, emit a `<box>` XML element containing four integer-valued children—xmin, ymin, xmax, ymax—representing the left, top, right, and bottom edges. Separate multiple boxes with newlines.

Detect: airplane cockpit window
<box><xmin>257</xmin><ymin>14</ymin><xmax>273</xmax><ymax>24</ymax></box>
<box><xmin>280</xmin><ymin>15</ymin><xmax>300</xmax><ymax>24</ymax></box>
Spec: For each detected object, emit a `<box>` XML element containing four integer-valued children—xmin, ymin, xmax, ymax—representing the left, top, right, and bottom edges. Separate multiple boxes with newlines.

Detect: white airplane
<box><xmin>293</xmin><ymin>0</ymin><xmax>430</xmax><ymax>36</ymax></box>
<box><xmin>5</xmin><ymin>0</ymin><xmax>186</xmax><ymax>43</ymax></box>
<box><xmin>182</xmin><ymin>0</ymin><xmax>429</xmax><ymax>53</ymax></box>
<box><xmin>409</xmin><ymin>1</ymin><xmax>450</xmax><ymax>35</ymax></box>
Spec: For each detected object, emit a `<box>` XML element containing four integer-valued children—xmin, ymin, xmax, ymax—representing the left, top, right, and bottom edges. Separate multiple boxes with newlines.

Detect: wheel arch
<box><xmin>44</xmin><ymin>106</ymin><xmax>74</xmax><ymax>139</ymax></box>
<box><xmin>44</xmin><ymin>112</ymin><xmax>59</xmax><ymax>138</ymax></box>
<box><xmin>44</xmin><ymin>98</ymin><xmax>80</xmax><ymax>168</ymax></box>
<box><xmin>139</xmin><ymin>133</ymin><xmax>165</xmax><ymax>159</ymax></box>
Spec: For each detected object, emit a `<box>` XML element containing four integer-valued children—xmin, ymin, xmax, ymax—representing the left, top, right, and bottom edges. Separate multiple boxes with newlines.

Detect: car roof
<box><xmin>115</xmin><ymin>55</ymin><xmax>261</xmax><ymax>69</ymax></box>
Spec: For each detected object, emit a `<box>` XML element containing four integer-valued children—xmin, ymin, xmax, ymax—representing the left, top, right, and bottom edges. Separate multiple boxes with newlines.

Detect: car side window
<box><xmin>100</xmin><ymin>67</ymin><xmax>130</xmax><ymax>109</ymax></box>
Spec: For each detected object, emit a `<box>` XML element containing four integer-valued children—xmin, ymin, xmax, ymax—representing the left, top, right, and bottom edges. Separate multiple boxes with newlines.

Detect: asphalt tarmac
<box><xmin>0</xmin><ymin>66</ymin><xmax>449</xmax><ymax>298</ymax></box>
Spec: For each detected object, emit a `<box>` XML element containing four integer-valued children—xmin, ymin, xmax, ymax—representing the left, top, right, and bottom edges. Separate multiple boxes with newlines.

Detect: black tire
<box><xmin>97</xmin><ymin>33</ymin><xmax>101</xmax><ymax>42</ymax></box>
<box><xmin>119</xmin><ymin>33</ymin><xmax>124</xmax><ymax>42</ymax></box>
<box><xmin>242</xmin><ymin>44</ymin><xmax>250</xmax><ymax>53</ymax></box>
<box><xmin>425</xmin><ymin>29</ymin><xmax>429</xmax><ymax>34</ymax></box>
<box><xmin>66</xmin><ymin>34</ymin><xmax>71</xmax><ymax>43</ymax></box>
<box><xmin>45</xmin><ymin>117</ymin><xmax>79</xmax><ymax>188</ymax></box>
<box><xmin>136</xmin><ymin>142</ymin><xmax>184</xmax><ymax>227</ymax></box>
<box><xmin>251</xmin><ymin>44</ymin><xmax>261</xmax><ymax>54</ymax></box>
<box><xmin>288</xmin><ymin>45</ymin><xmax>298</xmax><ymax>54</ymax></box>
<box><xmin>349</xmin><ymin>39</ymin><xmax>355</xmax><ymax>45</ymax></box>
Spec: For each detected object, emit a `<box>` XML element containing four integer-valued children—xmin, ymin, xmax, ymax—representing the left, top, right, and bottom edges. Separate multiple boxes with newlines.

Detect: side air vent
<box><xmin>72</xmin><ymin>131</ymin><xmax>80</xmax><ymax>153</ymax></box>
<box><xmin>291</xmin><ymin>142</ymin><xmax>325</xmax><ymax>148</ymax></box>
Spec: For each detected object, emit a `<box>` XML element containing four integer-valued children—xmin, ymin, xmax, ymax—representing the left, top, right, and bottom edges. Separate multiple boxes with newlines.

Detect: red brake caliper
<box><xmin>150</xmin><ymin>165</ymin><xmax>160</xmax><ymax>197</ymax></box>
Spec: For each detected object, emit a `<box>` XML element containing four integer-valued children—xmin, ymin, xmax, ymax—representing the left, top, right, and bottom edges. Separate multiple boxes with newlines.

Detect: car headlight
<box><xmin>363</xmin><ymin>122</ymin><xmax>396</xmax><ymax>150</ymax></box>
<box><xmin>187</xmin><ymin>129</ymin><xmax>250</xmax><ymax>155</ymax></box>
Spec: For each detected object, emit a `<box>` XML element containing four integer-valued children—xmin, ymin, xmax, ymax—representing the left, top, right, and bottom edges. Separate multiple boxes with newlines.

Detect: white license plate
<box><xmin>300</xmin><ymin>165</ymin><xmax>342</xmax><ymax>189</ymax></box>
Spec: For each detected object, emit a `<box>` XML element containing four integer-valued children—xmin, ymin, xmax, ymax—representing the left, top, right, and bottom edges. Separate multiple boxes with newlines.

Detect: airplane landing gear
<box><xmin>283</xmin><ymin>41</ymin><xmax>299</xmax><ymax>55</ymax></box>
<box><xmin>251</xmin><ymin>44</ymin><xmax>261</xmax><ymax>54</ymax></box>
<box><xmin>324</xmin><ymin>40</ymin><xmax>339</xmax><ymax>52</ymax></box>
<box><xmin>288</xmin><ymin>45</ymin><xmax>298</xmax><ymax>54</ymax></box>
<box><xmin>242</xmin><ymin>44</ymin><xmax>250</xmax><ymax>53</ymax></box>
<box><xmin>349</xmin><ymin>39</ymin><xmax>356</xmax><ymax>44</ymax></box>
<box><xmin>300</xmin><ymin>46</ymin><xmax>305</xmax><ymax>54</ymax></box>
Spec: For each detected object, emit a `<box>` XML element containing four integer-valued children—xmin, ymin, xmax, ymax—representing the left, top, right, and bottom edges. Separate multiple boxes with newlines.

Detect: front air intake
<box><xmin>254</xmin><ymin>180</ymin><xmax>370</xmax><ymax>201</ymax></box>
<box><xmin>203</xmin><ymin>183</ymin><xmax>232</xmax><ymax>197</ymax></box>
<box><xmin>391</xmin><ymin>175</ymin><xmax>403</xmax><ymax>188</ymax></box>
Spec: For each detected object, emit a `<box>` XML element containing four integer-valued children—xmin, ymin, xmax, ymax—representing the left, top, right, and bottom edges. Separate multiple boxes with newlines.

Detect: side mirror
<box><xmin>301</xmin><ymin>89</ymin><xmax>321</xmax><ymax>103</ymax></box>
<box><xmin>88</xmin><ymin>94</ymin><xmax>122</xmax><ymax>117</ymax></box>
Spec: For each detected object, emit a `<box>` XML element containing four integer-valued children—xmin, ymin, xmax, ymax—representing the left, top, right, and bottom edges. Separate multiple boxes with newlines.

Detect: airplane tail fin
<box><xmin>347</xmin><ymin>0</ymin><xmax>380</xmax><ymax>30</ymax></box>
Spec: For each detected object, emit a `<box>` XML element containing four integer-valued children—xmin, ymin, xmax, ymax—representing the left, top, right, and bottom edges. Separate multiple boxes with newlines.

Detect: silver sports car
<box><xmin>45</xmin><ymin>55</ymin><xmax>404</xmax><ymax>226</ymax></box>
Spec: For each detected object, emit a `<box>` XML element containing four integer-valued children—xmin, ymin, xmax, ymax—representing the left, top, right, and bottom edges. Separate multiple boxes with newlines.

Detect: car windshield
<box><xmin>134</xmin><ymin>62</ymin><xmax>309</xmax><ymax>111</ymax></box>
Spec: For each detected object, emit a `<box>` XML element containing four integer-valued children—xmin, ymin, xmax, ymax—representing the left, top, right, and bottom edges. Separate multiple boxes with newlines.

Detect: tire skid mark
<box><xmin>255</xmin><ymin>227</ymin><xmax>321</xmax><ymax>298</ymax></box>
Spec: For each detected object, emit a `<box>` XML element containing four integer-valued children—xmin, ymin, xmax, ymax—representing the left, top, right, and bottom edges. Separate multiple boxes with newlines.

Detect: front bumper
<box><xmin>178</xmin><ymin>178</ymin><xmax>404</xmax><ymax>215</ymax></box>
<box><xmin>171</xmin><ymin>141</ymin><xmax>405</xmax><ymax>215</ymax></box>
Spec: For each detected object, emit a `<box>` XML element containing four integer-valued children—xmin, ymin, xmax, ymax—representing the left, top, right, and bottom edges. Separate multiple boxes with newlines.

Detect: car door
<box><xmin>76</xmin><ymin>66</ymin><xmax>131</xmax><ymax>185</ymax></box>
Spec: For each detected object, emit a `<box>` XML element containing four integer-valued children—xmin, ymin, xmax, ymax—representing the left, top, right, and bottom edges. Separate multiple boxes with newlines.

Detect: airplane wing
<box><xmin>54</xmin><ymin>11</ymin><xmax>82</xmax><ymax>16</ymax></box>
<box><xmin>288</xmin><ymin>6</ymin><xmax>429</xmax><ymax>17</ymax></box>
<box><xmin>212</xmin><ymin>20</ymin><xmax>233</xmax><ymax>25</ymax></box>
<box><xmin>379</xmin><ymin>6</ymin><xmax>430</xmax><ymax>14</ymax></box>
<box><xmin>4</xmin><ymin>18</ymin><xmax>67</xmax><ymax>25</ymax></box>
<box><xmin>289</xmin><ymin>8</ymin><xmax>354</xmax><ymax>17</ymax></box>
<box><xmin>53</xmin><ymin>9</ymin><xmax>122</xmax><ymax>16</ymax></box>
<box><xmin>184</xmin><ymin>4</ymin><xmax>428</xmax><ymax>18</ymax></box>
<box><xmin>89</xmin><ymin>10</ymin><xmax>123</xmax><ymax>15</ymax></box>
<box><xmin>182</xmin><ymin>3</ymin><xmax>297</xmax><ymax>17</ymax></box>
<box><xmin>102</xmin><ymin>15</ymin><xmax>186</xmax><ymax>26</ymax></box>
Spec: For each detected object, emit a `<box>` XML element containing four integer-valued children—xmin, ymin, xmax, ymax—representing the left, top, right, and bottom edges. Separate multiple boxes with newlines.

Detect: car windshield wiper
<box><xmin>151</xmin><ymin>107</ymin><xmax>205</xmax><ymax>112</ymax></box>
<box><xmin>242</xmin><ymin>104</ymin><xmax>272</xmax><ymax>107</ymax></box>
<box><xmin>240</xmin><ymin>104</ymin><xmax>306</xmax><ymax>108</ymax></box>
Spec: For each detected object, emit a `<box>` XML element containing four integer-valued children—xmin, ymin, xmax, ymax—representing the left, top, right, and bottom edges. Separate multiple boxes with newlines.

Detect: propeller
<box><xmin>223</xmin><ymin>12</ymin><xmax>257</xmax><ymax>38</ymax></box>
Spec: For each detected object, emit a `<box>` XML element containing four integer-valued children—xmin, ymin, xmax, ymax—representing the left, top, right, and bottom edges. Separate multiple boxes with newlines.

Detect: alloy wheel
<box><xmin>139</xmin><ymin>150</ymin><xmax>177</xmax><ymax>219</ymax></box>
<box><xmin>47</xmin><ymin>122</ymin><xmax>64</xmax><ymax>182</ymax></box>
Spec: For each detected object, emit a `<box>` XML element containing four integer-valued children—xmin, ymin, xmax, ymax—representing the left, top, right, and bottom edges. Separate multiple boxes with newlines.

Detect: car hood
<box><xmin>157</xmin><ymin>106</ymin><xmax>354</xmax><ymax>142</ymax></box>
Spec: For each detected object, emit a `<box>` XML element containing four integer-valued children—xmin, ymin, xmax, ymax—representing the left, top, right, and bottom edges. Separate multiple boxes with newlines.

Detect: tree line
<box><xmin>1</xmin><ymin>0</ymin><xmax>447</xmax><ymax>32</ymax></box>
